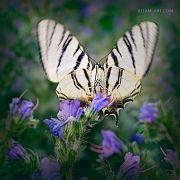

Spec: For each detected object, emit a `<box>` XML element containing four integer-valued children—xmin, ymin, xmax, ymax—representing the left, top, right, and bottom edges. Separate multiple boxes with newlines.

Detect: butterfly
<box><xmin>37</xmin><ymin>19</ymin><xmax>159</xmax><ymax>124</ymax></box>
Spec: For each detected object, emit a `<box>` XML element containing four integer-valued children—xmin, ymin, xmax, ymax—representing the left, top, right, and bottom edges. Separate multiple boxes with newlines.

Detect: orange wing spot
<box><xmin>87</xmin><ymin>96</ymin><xmax>94</xmax><ymax>101</ymax></box>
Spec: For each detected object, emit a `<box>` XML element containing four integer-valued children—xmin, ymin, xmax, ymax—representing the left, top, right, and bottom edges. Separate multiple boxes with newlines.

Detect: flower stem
<box><xmin>65</xmin><ymin>168</ymin><xmax>73</xmax><ymax>180</ymax></box>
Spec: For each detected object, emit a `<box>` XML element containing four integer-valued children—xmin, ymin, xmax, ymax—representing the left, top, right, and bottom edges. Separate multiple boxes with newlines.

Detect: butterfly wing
<box><xmin>105</xmin><ymin>21</ymin><xmax>159</xmax><ymax>107</ymax></box>
<box><xmin>37</xmin><ymin>19</ymin><xmax>92</xmax><ymax>101</ymax></box>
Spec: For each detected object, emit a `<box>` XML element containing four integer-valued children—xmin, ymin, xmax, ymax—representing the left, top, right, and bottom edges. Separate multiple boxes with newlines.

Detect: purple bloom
<box><xmin>90</xmin><ymin>92</ymin><xmax>110</xmax><ymax>113</ymax></box>
<box><xmin>9</xmin><ymin>98</ymin><xmax>20</xmax><ymax>115</ymax></box>
<box><xmin>139</xmin><ymin>102</ymin><xmax>158</xmax><ymax>123</ymax></box>
<box><xmin>44</xmin><ymin>118</ymin><xmax>66</xmax><ymax>139</ymax></box>
<box><xmin>58</xmin><ymin>100</ymin><xmax>83</xmax><ymax>120</ymax></box>
<box><xmin>7</xmin><ymin>139</ymin><xmax>27</xmax><ymax>160</ymax></box>
<box><xmin>9</xmin><ymin>97</ymin><xmax>34</xmax><ymax>118</ymax></box>
<box><xmin>91</xmin><ymin>130</ymin><xmax>121</xmax><ymax>159</ymax></box>
<box><xmin>44</xmin><ymin>100</ymin><xmax>83</xmax><ymax>139</ymax></box>
<box><xmin>19</xmin><ymin>100</ymin><xmax>34</xmax><ymax>118</ymax></box>
<box><xmin>40</xmin><ymin>157</ymin><xmax>61</xmax><ymax>180</ymax></box>
<box><xmin>164</xmin><ymin>149</ymin><xmax>180</xmax><ymax>169</ymax></box>
<box><xmin>131</xmin><ymin>133</ymin><xmax>145</xmax><ymax>143</ymax></box>
<box><xmin>118</xmin><ymin>152</ymin><xmax>140</xmax><ymax>179</ymax></box>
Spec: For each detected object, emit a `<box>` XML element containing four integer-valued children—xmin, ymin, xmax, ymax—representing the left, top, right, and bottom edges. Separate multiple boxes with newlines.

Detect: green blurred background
<box><xmin>0</xmin><ymin>0</ymin><xmax>179</xmax><ymax>178</ymax></box>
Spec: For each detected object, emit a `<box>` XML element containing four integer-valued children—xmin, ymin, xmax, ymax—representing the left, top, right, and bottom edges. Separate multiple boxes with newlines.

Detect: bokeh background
<box><xmin>0</xmin><ymin>0</ymin><xmax>179</xmax><ymax>179</ymax></box>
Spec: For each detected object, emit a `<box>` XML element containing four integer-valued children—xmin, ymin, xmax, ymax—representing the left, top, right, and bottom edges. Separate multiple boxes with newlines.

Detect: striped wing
<box><xmin>37</xmin><ymin>19</ymin><xmax>92</xmax><ymax>101</ymax></box>
<box><xmin>105</xmin><ymin>21</ymin><xmax>159</xmax><ymax>104</ymax></box>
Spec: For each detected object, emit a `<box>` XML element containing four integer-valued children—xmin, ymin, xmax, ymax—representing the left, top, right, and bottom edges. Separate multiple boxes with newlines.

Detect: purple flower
<box><xmin>131</xmin><ymin>133</ymin><xmax>145</xmax><ymax>143</ymax></box>
<box><xmin>118</xmin><ymin>152</ymin><xmax>140</xmax><ymax>179</ymax></box>
<box><xmin>9</xmin><ymin>98</ymin><xmax>20</xmax><ymax>115</ymax></box>
<box><xmin>139</xmin><ymin>102</ymin><xmax>158</xmax><ymax>123</ymax></box>
<box><xmin>90</xmin><ymin>92</ymin><xmax>110</xmax><ymax>113</ymax></box>
<box><xmin>44</xmin><ymin>118</ymin><xmax>66</xmax><ymax>139</ymax></box>
<box><xmin>7</xmin><ymin>139</ymin><xmax>27</xmax><ymax>160</ymax></box>
<box><xmin>40</xmin><ymin>157</ymin><xmax>61</xmax><ymax>180</ymax></box>
<box><xmin>44</xmin><ymin>100</ymin><xmax>83</xmax><ymax>139</ymax></box>
<box><xmin>91</xmin><ymin>130</ymin><xmax>121</xmax><ymax>159</ymax></box>
<box><xmin>9</xmin><ymin>97</ymin><xmax>34</xmax><ymax>118</ymax></box>
<box><xmin>164</xmin><ymin>149</ymin><xmax>180</xmax><ymax>169</ymax></box>
<box><xmin>19</xmin><ymin>100</ymin><xmax>34</xmax><ymax>118</ymax></box>
<box><xmin>58</xmin><ymin>100</ymin><xmax>83</xmax><ymax>120</ymax></box>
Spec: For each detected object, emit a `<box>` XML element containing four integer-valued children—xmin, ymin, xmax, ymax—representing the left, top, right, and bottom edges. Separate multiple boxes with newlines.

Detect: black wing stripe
<box><xmin>138</xmin><ymin>24</ymin><xmax>146</xmax><ymax>48</ymax></box>
<box><xmin>112</xmin><ymin>69</ymin><xmax>123</xmax><ymax>91</ymax></box>
<box><xmin>111</xmin><ymin>51</ymin><xmax>119</xmax><ymax>67</ymax></box>
<box><xmin>46</xmin><ymin>20</ymin><xmax>50</xmax><ymax>56</ymax></box>
<box><xmin>73</xmin><ymin>73</ymin><xmax>86</xmax><ymax>92</ymax></box>
<box><xmin>130</xmin><ymin>91</ymin><xmax>140</xmax><ymax>97</ymax></box>
<box><xmin>83</xmin><ymin>69</ymin><xmax>92</xmax><ymax>93</ymax></box>
<box><xmin>105</xmin><ymin>58</ymin><xmax>109</xmax><ymax>68</ymax></box>
<box><xmin>73</xmin><ymin>44</ymin><xmax>80</xmax><ymax>56</ymax></box>
<box><xmin>130</xmin><ymin>83</ymin><xmax>141</xmax><ymax>95</ymax></box>
<box><xmin>73</xmin><ymin>51</ymin><xmax>85</xmax><ymax>70</ymax></box>
<box><xmin>115</xmin><ymin>44</ymin><xmax>122</xmax><ymax>57</ymax></box>
<box><xmin>71</xmin><ymin>73</ymin><xmax>80</xmax><ymax>90</ymax></box>
<box><xmin>129</xmin><ymin>30</ymin><xmax>137</xmax><ymax>50</ymax></box>
<box><xmin>87</xmin><ymin>58</ymin><xmax>90</xmax><ymax>70</ymax></box>
<box><xmin>57</xmin><ymin>27</ymin><xmax>66</xmax><ymax>48</ymax></box>
<box><xmin>56</xmin><ymin>90</ymin><xmax>68</xmax><ymax>99</ymax></box>
<box><xmin>48</xmin><ymin>22</ymin><xmax>57</xmax><ymax>47</ymax></box>
<box><xmin>57</xmin><ymin>34</ymin><xmax>72</xmax><ymax>69</ymax></box>
<box><xmin>37</xmin><ymin>26</ymin><xmax>47</xmax><ymax>76</ymax></box>
<box><xmin>144</xmin><ymin>24</ymin><xmax>158</xmax><ymax>77</ymax></box>
<box><xmin>123</xmin><ymin>34</ymin><xmax>136</xmax><ymax>74</ymax></box>
<box><xmin>122</xmin><ymin>97</ymin><xmax>133</xmax><ymax>104</ymax></box>
<box><xmin>106</xmin><ymin>67</ymin><xmax>112</xmax><ymax>91</ymax></box>
<box><xmin>146</xmin><ymin>22</ymin><xmax>149</xmax><ymax>51</ymax></box>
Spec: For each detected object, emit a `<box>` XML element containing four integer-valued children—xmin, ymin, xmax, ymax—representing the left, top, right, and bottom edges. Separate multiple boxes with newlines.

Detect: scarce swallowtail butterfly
<box><xmin>37</xmin><ymin>19</ymin><xmax>159</xmax><ymax>124</ymax></box>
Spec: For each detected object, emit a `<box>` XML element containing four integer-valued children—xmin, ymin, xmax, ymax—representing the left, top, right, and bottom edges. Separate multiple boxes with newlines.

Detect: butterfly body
<box><xmin>37</xmin><ymin>19</ymin><xmax>159</xmax><ymax>121</ymax></box>
<box><xmin>91</xmin><ymin>64</ymin><xmax>106</xmax><ymax>95</ymax></box>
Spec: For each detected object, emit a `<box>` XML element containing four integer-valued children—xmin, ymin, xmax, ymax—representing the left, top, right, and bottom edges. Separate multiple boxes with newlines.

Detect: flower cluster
<box><xmin>117</xmin><ymin>152</ymin><xmax>140</xmax><ymax>179</ymax></box>
<box><xmin>4</xmin><ymin>91</ymin><xmax>177</xmax><ymax>180</ymax></box>
<box><xmin>7</xmin><ymin>139</ymin><xmax>27</xmax><ymax>160</ymax></box>
<box><xmin>139</xmin><ymin>102</ymin><xmax>158</xmax><ymax>123</ymax></box>
<box><xmin>44</xmin><ymin>100</ymin><xmax>83</xmax><ymax>139</ymax></box>
<box><xmin>9</xmin><ymin>97</ymin><xmax>34</xmax><ymax>118</ymax></box>
<box><xmin>44</xmin><ymin>92</ymin><xmax>110</xmax><ymax>139</ymax></box>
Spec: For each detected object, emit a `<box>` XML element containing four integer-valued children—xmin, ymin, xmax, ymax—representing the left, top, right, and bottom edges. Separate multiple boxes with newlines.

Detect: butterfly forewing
<box><xmin>37</xmin><ymin>19</ymin><xmax>93</xmax><ymax>101</ymax></box>
<box><xmin>105</xmin><ymin>21</ymin><xmax>158</xmax><ymax>104</ymax></box>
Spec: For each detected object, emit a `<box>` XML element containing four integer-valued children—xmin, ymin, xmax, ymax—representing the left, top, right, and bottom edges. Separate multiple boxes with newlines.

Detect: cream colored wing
<box><xmin>105</xmin><ymin>21</ymin><xmax>158</xmax><ymax>104</ymax></box>
<box><xmin>37</xmin><ymin>19</ymin><xmax>93</xmax><ymax>100</ymax></box>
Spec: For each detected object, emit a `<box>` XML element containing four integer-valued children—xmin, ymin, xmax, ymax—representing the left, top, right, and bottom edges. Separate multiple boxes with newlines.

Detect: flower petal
<box><xmin>90</xmin><ymin>92</ymin><xmax>110</xmax><ymax>113</ymax></box>
<box><xmin>44</xmin><ymin>118</ymin><xmax>66</xmax><ymax>139</ymax></box>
